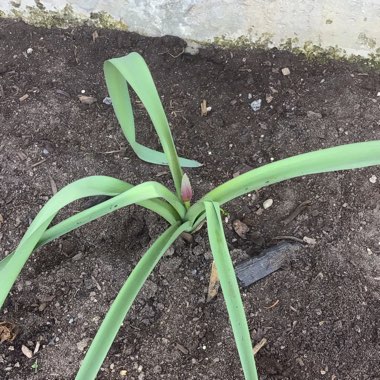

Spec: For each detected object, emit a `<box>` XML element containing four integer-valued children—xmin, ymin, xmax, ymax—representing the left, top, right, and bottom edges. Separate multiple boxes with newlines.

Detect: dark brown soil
<box><xmin>1</xmin><ymin>19</ymin><xmax>380</xmax><ymax>380</ymax></box>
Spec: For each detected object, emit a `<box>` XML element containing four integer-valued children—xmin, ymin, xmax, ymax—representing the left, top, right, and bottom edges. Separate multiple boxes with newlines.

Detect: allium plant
<box><xmin>1</xmin><ymin>52</ymin><xmax>380</xmax><ymax>380</ymax></box>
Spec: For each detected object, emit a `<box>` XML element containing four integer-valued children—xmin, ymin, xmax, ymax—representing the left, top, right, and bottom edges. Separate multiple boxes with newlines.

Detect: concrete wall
<box><xmin>1</xmin><ymin>0</ymin><xmax>379</xmax><ymax>59</ymax></box>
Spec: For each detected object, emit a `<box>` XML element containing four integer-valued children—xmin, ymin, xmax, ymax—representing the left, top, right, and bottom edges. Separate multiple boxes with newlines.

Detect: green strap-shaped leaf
<box><xmin>0</xmin><ymin>177</ymin><xmax>183</xmax><ymax>309</ymax></box>
<box><xmin>187</xmin><ymin>141</ymin><xmax>380</xmax><ymax>225</ymax></box>
<box><xmin>75</xmin><ymin>221</ymin><xmax>191</xmax><ymax>380</ymax></box>
<box><xmin>204</xmin><ymin>201</ymin><xmax>258</xmax><ymax>380</ymax></box>
<box><xmin>104</xmin><ymin>52</ymin><xmax>202</xmax><ymax>197</ymax></box>
<box><xmin>0</xmin><ymin>180</ymin><xmax>178</xmax><ymax>278</ymax></box>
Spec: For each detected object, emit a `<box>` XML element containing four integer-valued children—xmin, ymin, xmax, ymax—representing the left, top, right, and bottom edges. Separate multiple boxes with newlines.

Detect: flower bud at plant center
<box><xmin>181</xmin><ymin>173</ymin><xmax>193</xmax><ymax>203</ymax></box>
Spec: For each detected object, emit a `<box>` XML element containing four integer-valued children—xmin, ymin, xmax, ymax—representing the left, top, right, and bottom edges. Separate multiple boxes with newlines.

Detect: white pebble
<box><xmin>303</xmin><ymin>236</ymin><xmax>316</xmax><ymax>245</ymax></box>
<box><xmin>263</xmin><ymin>199</ymin><xmax>273</xmax><ymax>209</ymax></box>
<box><xmin>369</xmin><ymin>175</ymin><xmax>377</xmax><ymax>184</ymax></box>
<box><xmin>281</xmin><ymin>67</ymin><xmax>290</xmax><ymax>76</ymax></box>
<box><xmin>250</xmin><ymin>99</ymin><xmax>262</xmax><ymax>112</ymax></box>
<box><xmin>26</xmin><ymin>48</ymin><xmax>33</xmax><ymax>54</ymax></box>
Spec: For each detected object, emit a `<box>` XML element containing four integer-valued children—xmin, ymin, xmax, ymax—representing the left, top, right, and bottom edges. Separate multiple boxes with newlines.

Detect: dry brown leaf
<box><xmin>33</xmin><ymin>341</ymin><xmax>41</xmax><ymax>354</ymax></box>
<box><xmin>207</xmin><ymin>261</ymin><xmax>220</xmax><ymax>302</ymax></box>
<box><xmin>0</xmin><ymin>321</ymin><xmax>18</xmax><ymax>343</ymax></box>
<box><xmin>49</xmin><ymin>176</ymin><xmax>58</xmax><ymax>195</ymax></box>
<box><xmin>21</xmin><ymin>344</ymin><xmax>33</xmax><ymax>358</ymax></box>
<box><xmin>253</xmin><ymin>338</ymin><xmax>267</xmax><ymax>355</ymax></box>
<box><xmin>266</xmin><ymin>94</ymin><xmax>273</xmax><ymax>103</ymax></box>
<box><xmin>200</xmin><ymin>99</ymin><xmax>208</xmax><ymax>116</ymax></box>
<box><xmin>232</xmin><ymin>220</ymin><xmax>250</xmax><ymax>239</ymax></box>
<box><xmin>78</xmin><ymin>95</ymin><xmax>97</xmax><ymax>105</ymax></box>
<box><xmin>92</xmin><ymin>30</ymin><xmax>99</xmax><ymax>42</ymax></box>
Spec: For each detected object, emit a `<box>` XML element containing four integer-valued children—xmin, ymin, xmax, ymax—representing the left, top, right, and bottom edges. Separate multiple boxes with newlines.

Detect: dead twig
<box><xmin>73</xmin><ymin>45</ymin><xmax>79</xmax><ymax>65</ymax></box>
<box><xmin>158</xmin><ymin>48</ymin><xmax>185</xmax><ymax>59</ymax></box>
<box><xmin>265</xmin><ymin>300</ymin><xmax>279</xmax><ymax>309</ymax></box>
<box><xmin>201</xmin><ymin>99</ymin><xmax>208</xmax><ymax>116</ymax></box>
<box><xmin>49</xmin><ymin>176</ymin><xmax>58</xmax><ymax>195</ymax></box>
<box><xmin>282</xmin><ymin>200</ymin><xmax>311</xmax><ymax>225</ymax></box>
<box><xmin>272</xmin><ymin>236</ymin><xmax>305</xmax><ymax>244</ymax></box>
<box><xmin>207</xmin><ymin>261</ymin><xmax>220</xmax><ymax>302</ymax></box>
<box><xmin>253</xmin><ymin>338</ymin><xmax>267</xmax><ymax>356</ymax></box>
<box><xmin>31</xmin><ymin>158</ymin><xmax>47</xmax><ymax>168</ymax></box>
<box><xmin>100</xmin><ymin>149</ymin><xmax>125</xmax><ymax>154</ymax></box>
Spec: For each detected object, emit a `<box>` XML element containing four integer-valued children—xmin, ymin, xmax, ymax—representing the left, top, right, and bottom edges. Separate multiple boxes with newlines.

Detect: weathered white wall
<box><xmin>1</xmin><ymin>0</ymin><xmax>379</xmax><ymax>58</ymax></box>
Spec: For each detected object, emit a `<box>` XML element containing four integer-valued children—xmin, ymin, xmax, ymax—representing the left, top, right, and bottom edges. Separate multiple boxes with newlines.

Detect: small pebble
<box><xmin>72</xmin><ymin>252</ymin><xmax>83</xmax><ymax>261</ymax></box>
<box><xmin>26</xmin><ymin>48</ymin><xmax>33</xmax><ymax>54</ymax></box>
<box><xmin>263</xmin><ymin>199</ymin><xmax>273</xmax><ymax>209</ymax></box>
<box><xmin>281</xmin><ymin>67</ymin><xmax>291</xmax><ymax>76</ymax></box>
<box><xmin>250</xmin><ymin>99</ymin><xmax>262</xmax><ymax>112</ymax></box>
<box><xmin>120</xmin><ymin>370</ymin><xmax>127</xmax><ymax>377</ymax></box>
<box><xmin>184</xmin><ymin>41</ymin><xmax>200</xmax><ymax>55</ymax></box>
<box><xmin>103</xmin><ymin>96</ymin><xmax>112</xmax><ymax>105</ymax></box>
<box><xmin>303</xmin><ymin>236</ymin><xmax>316</xmax><ymax>245</ymax></box>
<box><xmin>76</xmin><ymin>338</ymin><xmax>90</xmax><ymax>352</ymax></box>
<box><xmin>164</xmin><ymin>246</ymin><xmax>175</xmax><ymax>257</ymax></box>
<box><xmin>369</xmin><ymin>175</ymin><xmax>377</xmax><ymax>184</ymax></box>
<box><xmin>307</xmin><ymin>110</ymin><xmax>322</xmax><ymax>119</ymax></box>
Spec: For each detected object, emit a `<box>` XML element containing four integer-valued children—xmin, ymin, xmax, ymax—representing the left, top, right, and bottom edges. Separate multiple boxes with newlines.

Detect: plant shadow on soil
<box><xmin>0</xmin><ymin>19</ymin><xmax>380</xmax><ymax>380</ymax></box>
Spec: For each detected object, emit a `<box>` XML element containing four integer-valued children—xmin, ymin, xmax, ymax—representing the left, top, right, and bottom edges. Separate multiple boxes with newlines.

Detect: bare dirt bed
<box><xmin>0</xmin><ymin>19</ymin><xmax>380</xmax><ymax>380</ymax></box>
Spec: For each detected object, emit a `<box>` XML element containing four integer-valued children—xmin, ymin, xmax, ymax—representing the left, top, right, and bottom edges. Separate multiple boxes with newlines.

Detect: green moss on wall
<box><xmin>6</xmin><ymin>5</ymin><xmax>128</xmax><ymax>30</ymax></box>
<box><xmin>90</xmin><ymin>11</ymin><xmax>128</xmax><ymax>30</ymax></box>
<box><xmin>358</xmin><ymin>33</ymin><xmax>377</xmax><ymax>49</ymax></box>
<box><xmin>211</xmin><ymin>34</ymin><xmax>379</xmax><ymax>68</ymax></box>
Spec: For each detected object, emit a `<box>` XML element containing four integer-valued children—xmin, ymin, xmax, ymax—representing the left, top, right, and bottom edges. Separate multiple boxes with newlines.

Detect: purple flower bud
<box><xmin>181</xmin><ymin>173</ymin><xmax>193</xmax><ymax>203</ymax></box>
